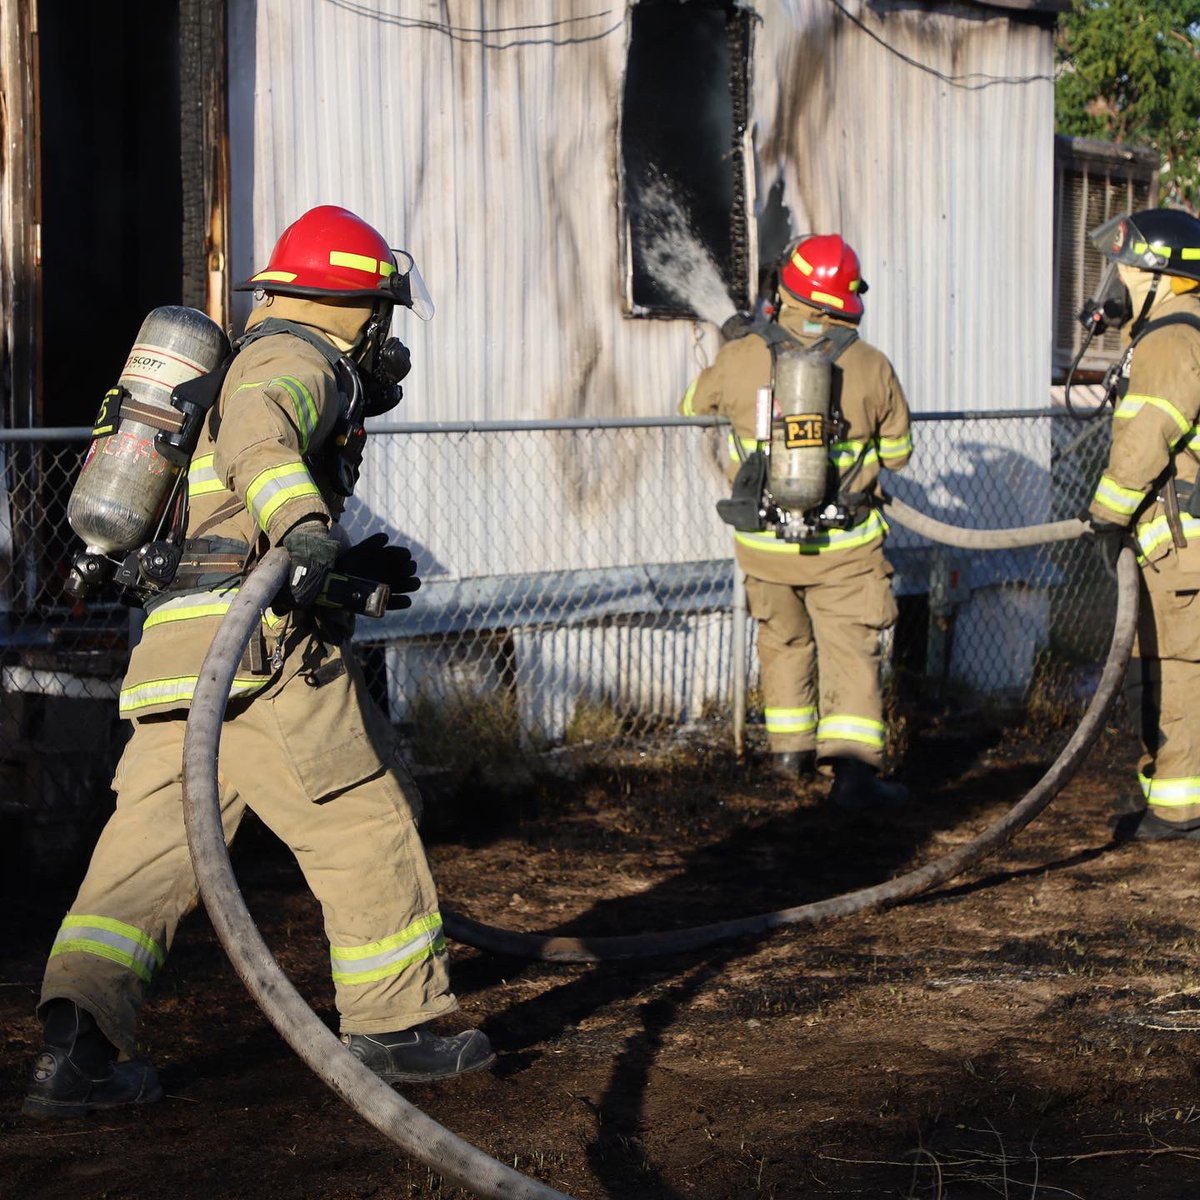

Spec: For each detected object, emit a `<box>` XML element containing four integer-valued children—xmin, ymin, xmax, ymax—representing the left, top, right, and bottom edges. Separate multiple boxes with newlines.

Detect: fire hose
<box><xmin>181</xmin><ymin>547</ymin><xmax>577</xmax><ymax>1200</ymax></box>
<box><xmin>441</xmin><ymin>506</ymin><xmax>1136</xmax><ymax>960</ymax></box>
<box><xmin>182</xmin><ymin>531</ymin><xmax>1135</xmax><ymax>1193</ymax></box>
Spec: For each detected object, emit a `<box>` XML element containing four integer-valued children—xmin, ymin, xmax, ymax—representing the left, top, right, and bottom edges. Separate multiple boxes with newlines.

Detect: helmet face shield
<box><xmin>1091</xmin><ymin>213</ymin><xmax>1176</xmax><ymax>272</ymax></box>
<box><xmin>385</xmin><ymin>250</ymin><xmax>435</xmax><ymax>321</ymax></box>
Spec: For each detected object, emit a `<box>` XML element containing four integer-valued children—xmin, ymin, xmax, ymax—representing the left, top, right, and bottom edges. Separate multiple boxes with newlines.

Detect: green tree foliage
<box><xmin>1056</xmin><ymin>0</ymin><xmax>1200</xmax><ymax>211</ymax></box>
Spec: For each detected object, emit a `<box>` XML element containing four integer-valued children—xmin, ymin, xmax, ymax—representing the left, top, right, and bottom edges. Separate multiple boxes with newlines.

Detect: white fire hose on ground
<box><xmin>182</xmin><ymin>520</ymin><xmax>1136</xmax><ymax>1196</ymax></box>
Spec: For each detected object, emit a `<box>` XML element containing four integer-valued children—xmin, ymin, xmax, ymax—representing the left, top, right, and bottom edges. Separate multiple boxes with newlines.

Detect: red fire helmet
<box><xmin>237</xmin><ymin>205</ymin><xmax>434</xmax><ymax>319</ymax></box>
<box><xmin>778</xmin><ymin>234</ymin><xmax>868</xmax><ymax>318</ymax></box>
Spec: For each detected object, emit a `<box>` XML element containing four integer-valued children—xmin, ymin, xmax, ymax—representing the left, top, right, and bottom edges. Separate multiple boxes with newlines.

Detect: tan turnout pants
<box><xmin>39</xmin><ymin>656</ymin><xmax>456</xmax><ymax>1057</ymax></box>
<box><xmin>746</xmin><ymin>565</ymin><xmax>897</xmax><ymax>770</ymax></box>
<box><xmin>1126</xmin><ymin>570</ymin><xmax>1200</xmax><ymax>825</ymax></box>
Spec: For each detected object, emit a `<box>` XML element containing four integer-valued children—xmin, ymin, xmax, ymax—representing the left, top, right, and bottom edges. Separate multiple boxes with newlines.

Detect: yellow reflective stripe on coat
<box><xmin>188</xmin><ymin>453</ymin><xmax>226</xmax><ymax>498</ymax></box>
<box><xmin>245</xmin><ymin>461</ymin><xmax>321</xmax><ymax>532</ymax></box>
<box><xmin>878</xmin><ymin>431</ymin><xmax>913</xmax><ymax>462</ymax></box>
<box><xmin>765</xmin><ymin>706</ymin><xmax>818</xmax><ymax>735</ymax></box>
<box><xmin>817</xmin><ymin>714</ymin><xmax>886</xmax><ymax>749</ymax></box>
<box><xmin>142</xmin><ymin>588</ymin><xmax>237</xmax><ymax>631</ymax></box>
<box><xmin>49</xmin><ymin>914</ymin><xmax>165</xmax><ymax>985</ymax></box>
<box><xmin>274</xmin><ymin>375</ymin><xmax>320</xmax><ymax>453</ymax></box>
<box><xmin>1092</xmin><ymin>473</ymin><xmax>1147</xmax><ymax>518</ymax></box>
<box><xmin>830</xmin><ymin>440</ymin><xmax>878</xmax><ymax>470</ymax></box>
<box><xmin>681</xmin><ymin>380</ymin><xmax>698</xmax><ymax>416</ymax></box>
<box><xmin>1114</xmin><ymin>392</ymin><xmax>1191</xmax><ymax>436</ymax></box>
<box><xmin>329</xmin><ymin>912</ymin><xmax>446</xmax><ymax>986</ymax></box>
<box><xmin>735</xmin><ymin>507</ymin><xmax>888</xmax><ymax>555</ymax></box>
<box><xmin>1135</xmin><ymin>513</ymin><xmax>1200</xmax><ymax>559</ymax></box>
<box><xmin>119</xmin><ymin>673</ymin><xmax>268</xmax><ymax>716</ymax></box>
<box><xmin>1139</xmin><ymin>771</ymin><xmax>1200</xmax><ymax>807</ymax></box>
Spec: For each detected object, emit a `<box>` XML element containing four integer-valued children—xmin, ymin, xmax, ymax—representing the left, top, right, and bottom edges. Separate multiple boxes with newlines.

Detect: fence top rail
<box><xmin>1</xmin><ymin>407</ymin><xmax>1087</xmax><ymax>442</ymax></box>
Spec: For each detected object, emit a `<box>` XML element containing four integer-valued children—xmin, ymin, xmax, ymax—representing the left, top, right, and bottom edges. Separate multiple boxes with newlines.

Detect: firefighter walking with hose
<box><xmin>24</xmin><ymin>205</ymin><xmax>494</xmax><ymax>1119</ymax></box>
<box><xmin>1080</xmin><ymin>207</ymin><xmax>1200</xmax><ymax>841</ymax></box>
<box><xmin>680</xmin><ymin>234</ymin><xmax>912</xmax><ymax>808</ymax></box>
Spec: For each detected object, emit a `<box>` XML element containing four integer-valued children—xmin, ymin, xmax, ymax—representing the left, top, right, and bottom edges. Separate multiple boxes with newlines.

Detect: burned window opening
<box><xmin>621</xmin><ymin>0</ymin><xmax>753</xmax><ymax>321</ymax></box>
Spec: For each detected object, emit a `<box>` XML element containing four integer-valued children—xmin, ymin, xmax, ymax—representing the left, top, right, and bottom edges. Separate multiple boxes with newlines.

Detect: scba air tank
<box><xmin>767</xmin><ymin>345</ymin><xmax>832</xmax><ymax>514</ymax></box>
<box><xmin>68</xmin><ymin>306</ymin><xmax>230</xmax><ymax>556</ymax></box>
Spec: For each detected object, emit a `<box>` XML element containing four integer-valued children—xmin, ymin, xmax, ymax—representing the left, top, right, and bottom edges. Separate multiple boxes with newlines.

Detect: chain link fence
<box><xmin>0</xmin><ymin>408</ymin><xmax>1117</xmax><ymax>871</ymax></box>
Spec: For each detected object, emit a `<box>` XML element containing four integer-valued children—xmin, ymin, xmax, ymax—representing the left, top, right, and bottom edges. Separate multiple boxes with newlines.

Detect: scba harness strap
<box><xmin>111</xmin><ymin>320</ymin><xmax>366</xmax><ymax>605</ymax></box>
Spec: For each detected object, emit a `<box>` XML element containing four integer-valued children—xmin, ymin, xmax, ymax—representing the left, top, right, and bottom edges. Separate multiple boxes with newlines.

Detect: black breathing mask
<box><xmin>1077</xmin><ymin>262</ymin><xmax>1132</xmax><ymax>337</ymax></box>
<box><xmin>357</xmin><ymin>303</ymin><xmax>412</xmax><ymax>417</ymax></box>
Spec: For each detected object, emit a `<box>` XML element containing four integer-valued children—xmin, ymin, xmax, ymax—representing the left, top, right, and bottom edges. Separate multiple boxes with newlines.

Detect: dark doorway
<box><xmin>621</xmin><ymin>0</ymin><xmax>753</xmax><ymax>319</ymax></box>
<box><xmin>38</xmin><ymin>0</ymin><xmax>183</xmax><ymax>429</ymax></box>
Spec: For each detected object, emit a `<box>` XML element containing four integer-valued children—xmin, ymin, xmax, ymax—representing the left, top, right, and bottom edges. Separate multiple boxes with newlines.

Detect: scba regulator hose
<box><xmin>181</xmin><ymin>548</ymin><xmax>577</xmax><ymax>1200</ymax></box>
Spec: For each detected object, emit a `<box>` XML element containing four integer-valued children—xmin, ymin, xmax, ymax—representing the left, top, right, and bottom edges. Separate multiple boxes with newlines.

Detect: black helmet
<box><xmin>1089</xmin><ymin>208</ymin><xmax>1200</xmax><ymax>285</ymax></box>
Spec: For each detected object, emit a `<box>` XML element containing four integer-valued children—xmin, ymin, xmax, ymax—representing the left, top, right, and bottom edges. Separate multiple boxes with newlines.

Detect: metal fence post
<box><xmin>731</xmin><ymin>563</ymin><xmax>746</xmax><ymax>761</ymax></box>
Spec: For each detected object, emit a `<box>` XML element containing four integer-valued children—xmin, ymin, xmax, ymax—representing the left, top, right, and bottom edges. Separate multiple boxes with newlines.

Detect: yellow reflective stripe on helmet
<box><xmin>791</xmin><ymin>251</ymin><xmax>814</xmax><ymax>275</ymax></box>
<box><xmin>251</xmin><ymin>270</ymin><xmax>298</xmax><ymax>283</ymax></box>
<box><xmin>187</xmin><ymin>453</ymin><xmax>226</xmax><ymax>498</ymax></box>
<box><xmin>1114</xmin><ymin>392</ymin><xmax>1190</xmax><ymax>435</ymax></box>
<box><xmin>1139</xmin><ymin>771</ymin><xmax>1200</xmax><ymax>806</ymax></box>
<box><xmin>274</xmin><ymin>375</ymin><xmax>320</xmax><ymax>453</ymax></box>
<box><xmin>879</xmin><ymin>431</ymin><xmax>913</xmax><ymax>461</ymax></box>
<box><xmin>681</xmin><ymin>379</ymin><xmax>698</xmax><ymax>416</ymax></box>
<box><xmin>1092</xmin><ymin>474</ymin><xmax>1146</xmax><ymax>518</ymax></box>
<box><xmin>119</xmin><ymin>674</ymin><xmax>268</xmax><ymax>716</ymax></box>
<box><xmin>810</xmin><ymin>290</ymin><xmax>845</xmax><ymax>309</ymax></box>
<box><xmin>1135</xmin><ymin>513</ymin><xmax>1200</xmax><ymax>559</ymax></box>
<box><xmin>50</xmin><ymin>915</ymin><xmax>165</xmax><ymax>985</ymax></box>
<box><xmin>329</xmin><ymin>250</ymin><xmax>383</xmax><ymax>276</ymax></box>
<box><xmin>245</xmin><ymin>461</ymin><xmax>321</xmax><ymax>532</ymax></box>
<box><xmin>817</xmin><ymin>714</ymin><xmax>885</xmax><ymax>749</ymax></box>
<box><xmin>329</xmin><ymin>912</ymin><xmax>446</xmax><ymax>985</ymax></box>
<box><xmin>735</xmin><ymin>507</ymin><xmax>887</xmax><ymax>555</ymax></box>
<box><xmin>1131</xmin><ymin>242</ymin><xmax>1200</xmax><ymax>261</ymax></box>
<box><xmin>765</xmin><ymin>706</ymin><xmax>818</xmax><ymax>734</ymax></box>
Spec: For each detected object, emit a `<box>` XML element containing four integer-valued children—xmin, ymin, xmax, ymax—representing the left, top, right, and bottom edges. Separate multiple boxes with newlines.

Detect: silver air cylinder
<box><xmin>67</xmin><ymin>306</ymin><xmax>229</xmax><ymax>555</ymax></box>
<box><xmin>767</xmin><ymin>345</ymin><xmax>831</xmax><ymax>514</ymax></box>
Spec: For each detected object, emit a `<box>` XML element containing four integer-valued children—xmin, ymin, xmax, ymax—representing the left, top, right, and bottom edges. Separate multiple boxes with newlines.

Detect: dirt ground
<box><xmin>4</xmin><ymin>701</ymin><xmax>1200</xmax><ymax>1200</ymax></box>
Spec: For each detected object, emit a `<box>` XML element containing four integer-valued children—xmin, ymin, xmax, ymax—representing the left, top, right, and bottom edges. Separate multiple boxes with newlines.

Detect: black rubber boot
<box><xmin>1128</xmin><ymin>808</ymin><xmax>1200</xmax><ymax>842</ymax></box>
<box><xmin>769</xmin><ymin>751</ymin><xmax>814</xmax><ymax>781</ymax></box>
<box><xmin>342</xmin><ymin>1025</ymin><xmax>496</xmax><ymax>1083</ymax></box>
<box><xmin>23</xmin><ymin>1000</ymin><xmax>162</xmax><ymax>1120</ymax></box>
<box><xmin>829</xmin><ymin>756</ymin><xmax>908</xmax><ymax>811</ymax></box>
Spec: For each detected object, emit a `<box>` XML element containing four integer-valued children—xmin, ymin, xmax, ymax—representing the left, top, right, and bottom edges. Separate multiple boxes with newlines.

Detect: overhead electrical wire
<box><xmin>826</xmin><ymin>0</ymin><xmax>1059</xmax><ymax>91</ymax></box>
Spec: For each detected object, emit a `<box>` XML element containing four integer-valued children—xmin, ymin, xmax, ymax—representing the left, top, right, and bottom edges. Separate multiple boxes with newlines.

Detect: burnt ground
<box><xmin>4</xmin><ymin>703</ymin><xmax>1200</xmax><ymax>1200</ymax></box>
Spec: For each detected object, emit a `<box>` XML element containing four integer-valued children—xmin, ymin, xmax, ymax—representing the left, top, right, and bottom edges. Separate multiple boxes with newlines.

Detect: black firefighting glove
<box><xmin>276</xmin><ymin>520</ymin><xmax>342</xmax><ymax>612</ymax></box>
<box><xmin>335</xmin><ymin>533</ymin><xmax>421</xmax><ymax>610</ymax></box>
<box><xmin>1084</xmin><ymin>514</ymin><xmax>1129</xmax><ymax>578</ymax></box>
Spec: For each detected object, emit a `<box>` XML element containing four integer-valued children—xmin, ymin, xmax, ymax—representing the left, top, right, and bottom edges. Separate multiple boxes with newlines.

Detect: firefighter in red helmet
<box><xmin>682</xmin><ymin>233</ymin><xmax>912</xmax><ymax>808</ymax></box>
<box><xmin>24</xmin><ymin>206</ymin><xmax>494</xmax><ymax>1120</ymax></box>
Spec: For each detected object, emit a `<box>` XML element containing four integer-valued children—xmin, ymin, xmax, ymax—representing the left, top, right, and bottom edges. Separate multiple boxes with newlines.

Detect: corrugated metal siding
<box><xmin>229</xmin><ymin>0</ymin><xmax>1053</xmax><ymax>423</ymax></box>
<box><xmin>755</xmin><ymin>1</ymin><xmax>1054</xmax><ymax>419</ymax></box>
<box><xmin>227</xmin><ymin>0</ymin><xmax>1056</xmax><ymax>550</ymax></box>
